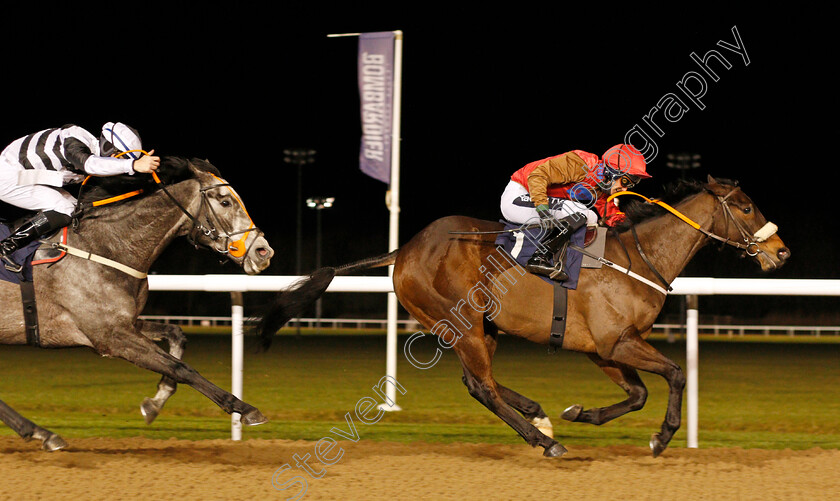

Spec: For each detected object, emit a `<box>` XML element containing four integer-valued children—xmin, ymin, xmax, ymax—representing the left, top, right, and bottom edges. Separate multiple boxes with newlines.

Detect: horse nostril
<box><xmin>777</xmin><ymin>247</ymin><xmax>790</xmax><ymax>260</ymax></box>
<box><xmin>257</xmin><ymin>247</ymin><xmax>270</xmax><ymax>258</ymax></box>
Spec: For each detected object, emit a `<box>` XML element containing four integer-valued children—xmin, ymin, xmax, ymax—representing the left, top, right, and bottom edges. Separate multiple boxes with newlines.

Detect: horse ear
<box><xmin>188</xmin><ymin>157</ymin><xmax>222</xmax><ymax>177</ymax></box>
<box><xmin>706</xmin><ymin>174</ymin><xmax>718</xmax><ymax>185</ymax></box>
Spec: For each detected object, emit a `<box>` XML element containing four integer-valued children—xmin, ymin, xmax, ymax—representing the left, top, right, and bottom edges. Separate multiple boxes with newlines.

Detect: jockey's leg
<box><xmin>525</xmin><ymin>213</ymin><xmax>587</xmax><ymax>280</ymax></box>
<box><xmin>1</xmin><ymin>210</ymin><xmax>71</xmax><ymax>272</ymax></box>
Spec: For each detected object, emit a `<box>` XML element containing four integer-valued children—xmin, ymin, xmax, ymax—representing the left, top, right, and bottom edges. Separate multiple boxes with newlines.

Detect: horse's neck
<box><xmin>76</xmin><ymin>180</ymin><xmax>199</xmax><ymax>271</ymax></box>
<box><xmin>630</xmin><ymin>192</ymin><xmax>717</xmax><ymax>283</ymax></box>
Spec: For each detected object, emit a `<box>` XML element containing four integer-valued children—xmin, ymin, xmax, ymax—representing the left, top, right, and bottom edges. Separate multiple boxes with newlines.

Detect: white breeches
<box><xmin>500</xmin><ymin>180</ymin><xmax>598</xmax><ymax>226</ymax></box>
<box><xmin>0</xmin><ymin>159</ymin><xmax>77</xmax><ymax>216</ymax></box>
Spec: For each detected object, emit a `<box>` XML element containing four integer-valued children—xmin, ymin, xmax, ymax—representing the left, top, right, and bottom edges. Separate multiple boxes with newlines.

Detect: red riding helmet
<box><xmin>602</xmin><ymin>144</ymin><xmax>650</xmax><ymax>179</ymax></box>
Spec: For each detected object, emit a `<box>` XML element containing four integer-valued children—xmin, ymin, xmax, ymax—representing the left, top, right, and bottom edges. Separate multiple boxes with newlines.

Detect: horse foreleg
<box><xmin>0</xmin><ymin>399</ymin><xmax>67</xmax><ymax>451</ymax></box>
<box><xmin>605</xmin><ymin>328</ymin><xmax>685</xmax><ymax>457</ymax></box>
<box><xmin>455</xmin><ymin>335</ymin><xmax>565</xmax><ymax>457</ymax></box>
<box><xmin>561</xmin><ymin>352</ymin><xmax>648</xmax><ymax>426</ymax></box>
<box><xmin>136</xmin><ymin>321</ymin><xmax>187</xmax><ymax>424</ymax></box>
<box><xmin>94</xmin><ymin>332</ymin><xmax>266</xmax><ymax>425</ymax></box>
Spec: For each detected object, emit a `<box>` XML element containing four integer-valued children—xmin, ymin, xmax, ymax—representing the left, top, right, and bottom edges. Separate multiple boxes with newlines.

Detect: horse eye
<box><xmin>743</xmin><ymin>206</ymin><xmax>752</xmax><ymax>214</ymax></box>
<box><xmin>220</xmin><ymin>200</ymin><xmax>232</xmax><ymax>208</ymax></box>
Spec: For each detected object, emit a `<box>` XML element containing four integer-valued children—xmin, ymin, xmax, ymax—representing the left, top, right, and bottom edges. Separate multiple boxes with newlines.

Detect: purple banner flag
<box><xmin>358</xmin><ymin>32</ymin><xmax>395</xmax><ymax>184</ymax></box>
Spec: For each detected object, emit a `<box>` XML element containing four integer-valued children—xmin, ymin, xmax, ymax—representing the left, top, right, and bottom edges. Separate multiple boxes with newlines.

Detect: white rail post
<box><xmin>231</xmin><ymin>292</ymin><xmax>244</xmax><ymax>440</ymax></box>
<box><xmin>686</xmin><ymin>294</ymin><xmax>699</xmax><ymax>448</ymax></box>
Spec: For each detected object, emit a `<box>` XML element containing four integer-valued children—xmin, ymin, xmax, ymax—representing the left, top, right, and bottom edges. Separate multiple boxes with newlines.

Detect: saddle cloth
<box><xmin>0</xmin><ymin>224</ymin><xmax>42</xmax><ymax>283</ymax></box>
<box><xmin>0</xmin><ymin>224</ymin><xmax>65</xmax><ymax>284</ymax></box>
<box><xmin>494</xmin><ymin>220</ymin><xmax>585</xmax><ymax>289</ymax></box>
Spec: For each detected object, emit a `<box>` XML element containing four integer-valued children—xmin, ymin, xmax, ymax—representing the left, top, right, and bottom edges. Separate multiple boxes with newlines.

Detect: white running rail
<box><xmin>146</xmin><ymin>275</ymin><xmax>840</xmax><ymax>446</ymax></box>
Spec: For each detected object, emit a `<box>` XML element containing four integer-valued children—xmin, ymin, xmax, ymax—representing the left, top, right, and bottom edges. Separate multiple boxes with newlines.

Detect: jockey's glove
<box><xmin>535</xmin><ymin>204</ymin><xmax>560</xmax><ymax>231</ymax></box>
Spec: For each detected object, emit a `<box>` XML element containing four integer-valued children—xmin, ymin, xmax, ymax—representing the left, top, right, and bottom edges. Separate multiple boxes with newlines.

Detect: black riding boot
<box><xmin>526</xmin><ymin>215</ymin><xmax>586</xmax><ymax>280</ymax></box>
<box><xmin>1</xmin><ymin>211</ymin><xmax>70</xmax><ymax>273</ymax></box>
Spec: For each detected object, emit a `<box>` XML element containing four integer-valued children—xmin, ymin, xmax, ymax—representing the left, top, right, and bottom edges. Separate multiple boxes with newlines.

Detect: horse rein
<box><xmin>608</xmin><ymin>189</ymin><xmax>778</xmax><ymax>259</ymax></box>
<box><xmin>150</xmin><ymin>171</ymin><xmax>262</xmax><ymax>260</ymax></box>
<box><xmin>114</xmin><ymin>149</ymin><xmax>260</xmax><ymax>259</ymax></box>
<box><xmin>54</xmin><ymin>153</ymin><xmax>261</xmax><ymax>279</ymax></box>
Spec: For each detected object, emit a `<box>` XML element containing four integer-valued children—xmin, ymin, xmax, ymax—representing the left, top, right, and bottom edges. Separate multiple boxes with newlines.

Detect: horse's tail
<box><xmin>256</xmin><ymin>250</ymin><xmax>399</xmax><ymax>350</ymax></box>
<box><xmin>334</xmin><ymin>250</ymin><xmax>398</xmax><ymax>275</ymax></box>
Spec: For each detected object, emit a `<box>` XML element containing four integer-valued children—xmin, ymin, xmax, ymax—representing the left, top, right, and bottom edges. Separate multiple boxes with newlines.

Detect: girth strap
<box><xmin>20</xmin><ymin>280</ymin><xmax>40</xmax><ymax>346</ymax></box>
<box><xmin>549</xmin><ymin>284</ymin><xmax>567</xmax><ymax>348</ymax></box>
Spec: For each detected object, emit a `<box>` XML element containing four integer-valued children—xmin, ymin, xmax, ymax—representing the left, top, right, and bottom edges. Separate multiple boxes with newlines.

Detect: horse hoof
<box><xmin>561</xmin><ymin>404</ymin><xmax>583</xmax><ymax>422</ymax></box>
<box><xmin>240</xmin><ymin>408</ymin><xmax>268</xmax><ymax>426</ymax></box>
<box><xmin>649</xmin><ymin>433</ymin><xmax>666</xmax><ymax>457</ymax></box>
<box><xmin>543</xmin><ymin>442</ymin><xmax>568</xmax><ymax>458</ymax></box>
<box><xmin>530</xmin><ymin>416</ymin><xmax>554</xmax><ymax>439</ymax></box>
<box><xmin>42</xmin><ymin>434</ymin><xmax>68</xmax><ymax>452</ymax></box>
<box><xmin>140</xmin><ymin>398</ymin><xmax>160</xmax><ymax>425</ymax></box>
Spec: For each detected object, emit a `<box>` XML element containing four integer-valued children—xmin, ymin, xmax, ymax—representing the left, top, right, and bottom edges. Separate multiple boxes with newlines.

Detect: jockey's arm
<box><xmin>526</xmin><ymin>151</ymin><xmax>588</xmax><ymax>208</ymax></box>
<box><xmin>64</xmin><ymin>139</ymin><xmax>158</xmax><ymax>176</ymax></box>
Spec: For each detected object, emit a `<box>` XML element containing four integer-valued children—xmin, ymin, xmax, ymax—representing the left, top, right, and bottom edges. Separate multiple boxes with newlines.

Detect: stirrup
<box><xmin>1</xmin><ymin>254</ymin><xmax>23</xmax><ymax>273</ymax></box>
<box><xmin>548</xmin><ymin>266</ymin><xmax>568</xmax><ymax>281</ymax></box>
<box><xmin>526</xmin><ymin>255</ymin><xmax>568</xmax><ymax>281</ymax></box>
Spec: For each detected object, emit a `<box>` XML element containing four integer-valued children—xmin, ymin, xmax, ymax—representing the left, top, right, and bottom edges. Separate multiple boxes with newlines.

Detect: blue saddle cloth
<box><xmin>0</xmin><ymin>224</ymin><xmax>42</xmax><ymax>284</ymax></box>
<box><xmin>493</xmin><ymin>220</ymin><xmax>585</xmax><ymax>289</ymax></box>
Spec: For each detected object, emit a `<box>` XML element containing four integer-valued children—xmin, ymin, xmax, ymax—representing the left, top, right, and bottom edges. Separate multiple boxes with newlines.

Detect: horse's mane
<box><xmin>612</xmin><ymin>177</ymin><xmax>738</xmax><ymax>233</ymax></box>
<box><xmin>78</xmin><ymin>157</ymin><xmax>220</xmax><ymax>206</ymax></box>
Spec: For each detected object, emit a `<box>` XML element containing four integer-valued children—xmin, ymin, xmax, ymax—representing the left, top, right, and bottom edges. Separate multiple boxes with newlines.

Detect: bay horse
<box><xmin>259</xmin><ymin>176</ymin><xmax>789</xmax><ymax>457</ymax></box>
<box><xmin>0</xmin><ymin>157</ymin><xmax>274</xmax><ymax>450</ymax></box>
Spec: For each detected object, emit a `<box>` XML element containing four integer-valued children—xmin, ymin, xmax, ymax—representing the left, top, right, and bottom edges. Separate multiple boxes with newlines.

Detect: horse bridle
<box><xmin>703</xmin><ymin>187</ymin><xmax>778</xmax><ymax>259</ymax></box>
<box><xmin>154</xmin><ymin>173</ymin><xmax>262</xmax><ymax>260</ymax></box>
<box><xmin>608</xmin><ymin>187</ymin><xmax>779</xmax><ymax>266</ymax></box>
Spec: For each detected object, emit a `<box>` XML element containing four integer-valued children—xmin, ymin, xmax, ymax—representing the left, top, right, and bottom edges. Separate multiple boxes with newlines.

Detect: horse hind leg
<box><xmin>136</xmin><ymin>321</ymin><xmax>187</xmax><ymax>424</ymax></box>
<box><xmin>561</xmin><ymin>352</ymin><xmax>648</xmax><ymax>426</ymax></box>
<box><xmin>482</xmin><ymin>320</ymin><xmax>554</xmax><ymax>438</ymax></box>
<box><xmin>455</xmin><ymin>331</ymin><xmax>565</xmax><ymax>457</ymax></box>
<box><xmin>0</xmin><ymin>399</ymin><xmax>67</xmax><ymax>451</ymax></box>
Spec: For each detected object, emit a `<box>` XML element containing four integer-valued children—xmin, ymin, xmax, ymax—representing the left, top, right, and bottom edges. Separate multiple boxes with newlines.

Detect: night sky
<box><xmin>1</xmin><ymin>6</ymin><xmax>835</xmax><ymax>320</ymax></box>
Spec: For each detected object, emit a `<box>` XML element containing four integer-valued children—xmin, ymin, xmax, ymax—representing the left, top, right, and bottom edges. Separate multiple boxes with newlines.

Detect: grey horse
<box><xmin>0</xmin><ymin>157</ymin><xmax>274</xmax><ymax>450</ymax></box>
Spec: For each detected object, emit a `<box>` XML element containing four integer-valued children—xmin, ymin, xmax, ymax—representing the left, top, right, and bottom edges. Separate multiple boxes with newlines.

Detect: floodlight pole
<box><xmin>306</xmin><ymin>197</ymin><xmax>335</xmax><ymax>333</ymax></box>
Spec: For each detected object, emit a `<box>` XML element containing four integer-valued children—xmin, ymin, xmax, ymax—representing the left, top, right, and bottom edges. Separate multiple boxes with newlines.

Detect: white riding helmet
<box><xmin>99</xmin><ymin>122</ymin><xmax>143</xmax><ymax>159</ymax></box>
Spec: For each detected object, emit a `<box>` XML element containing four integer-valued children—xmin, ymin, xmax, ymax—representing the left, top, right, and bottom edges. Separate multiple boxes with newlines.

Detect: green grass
<box><xmin>1</xmin><ymin>334</ymin><xmax>838</xmax><ymax>450</ymax></box>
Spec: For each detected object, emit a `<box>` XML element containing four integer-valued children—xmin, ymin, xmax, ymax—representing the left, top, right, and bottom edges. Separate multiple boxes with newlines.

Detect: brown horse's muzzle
<box><xmin>754</xmin><ymin>233</ymin><xmax>790</xmax><ymax>271</ymax></box>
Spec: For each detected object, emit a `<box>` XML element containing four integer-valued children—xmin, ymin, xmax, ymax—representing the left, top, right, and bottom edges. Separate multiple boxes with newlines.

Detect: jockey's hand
<box><xmin>536</xmin><ymin>204</ymin><xmax>560</xmax><ymax>231</ymax></box>
<box><xmin>133</xmin><ymin>149</ymin><xmax>160</xmax><ymax>174</ymax></box>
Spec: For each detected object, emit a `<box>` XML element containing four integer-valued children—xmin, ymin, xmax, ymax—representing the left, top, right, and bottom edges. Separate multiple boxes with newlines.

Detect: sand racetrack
<box><xmin>1</xmin><ymin>437</ymin><xmax>837</xmax><ymax>500</ymax></box>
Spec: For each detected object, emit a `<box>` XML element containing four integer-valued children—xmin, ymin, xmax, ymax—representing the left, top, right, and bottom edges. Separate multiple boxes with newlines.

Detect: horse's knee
<box><xmin>627</xmin><ymin>386</ymin><xmax>648</xmax><ymax>411</ymax></box>
<box><xmin>164</xmin><ymin>325</ymin><xmax>187</xmax><ymax>358</ymax></box>
<box><xmin>167</xmin><ymin>324</ymin><xmax>186</xmax><ymax>340</ymax></box>
<box><xmin>163</xmin><ymin>325</ymin><xmax>187</xmax><ymax>346</ymax></box>
<box><xmin>463</xmin><ymin>376</ymin><xmax>498</xmax><ymax>407</ymax></box>
<box><xmin>667</xmin><ymin>364</ymin><xmax>686</xmax><ymax>391</ymax></box>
